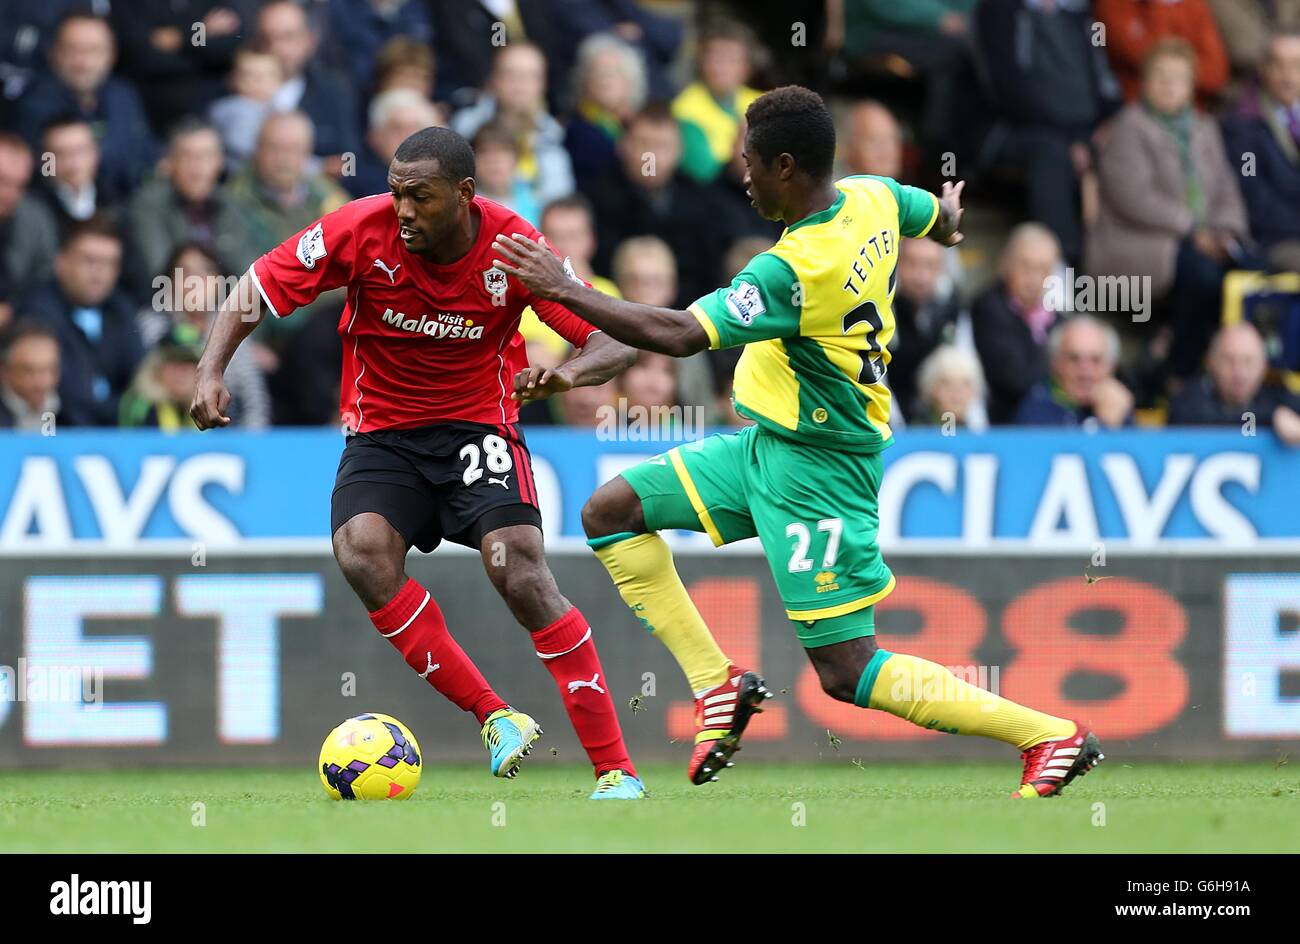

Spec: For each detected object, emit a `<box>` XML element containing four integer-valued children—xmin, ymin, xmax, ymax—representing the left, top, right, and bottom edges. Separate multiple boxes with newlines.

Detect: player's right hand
<box><xmin>190</xmin><ymin>371</ymin><xmax>232</xmax><ymax>429</ymax></box>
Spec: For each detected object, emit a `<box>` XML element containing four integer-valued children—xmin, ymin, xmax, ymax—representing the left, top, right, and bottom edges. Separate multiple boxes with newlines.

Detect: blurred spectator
<box><xmin>1223</xmin><ymin>31</ymin><xmax>1300</xmax><ymax>272</ymax></box>
<box><xmin>516</xmin><ymin>196</ymin><xmax>621</xmax><ymax>426</ymax></box>
<box><xmin>257</xmin><ymin>0</ymin><xmax>359</xmax><ymax>169</ymax></box>
<box><xmin>325</xmin><ymin>0</ymin><xmax>433</xmax><ymax>103</ymax></box>
<box><xmin>1207</xmin><ymin>0</ymin><xmax>1300</xmax><ymax>71</ymax></box>
<box><xmin>126</xmin><ymin>118</ymin><xmax>239</xmax><ymax>294</ymax></box>
<box><xmin>220</xmin><ymin>111</ymin><xmax>350</xmax><ymax>268</ymax></box>
<box><xmin>718</xmin><ymin>0</ymin><xmax>823</xmax><ymax>88</ymax></box>
<box><xmin>707</xmin><ymin>345</ymin><xmax>749</xmax><ymax>427</ymax></box>
<box><xmin>611</xmin><ymin>235</ymin><xmax>713</xmax><ymax>414</ymax></box>
<box><xmin>540</xmin><ymin>196</ymin><xmax>619</xmax><ymax>296</ymax></box>
<box><xmin>1096</xmin><ymin>0</ymin><xmax>1230</xmax><ymax>103</ymax></box>
<box><xmin>587</xmin><ymin>103</ymin><xmax>737</xmax><ymax>305</ymax></box>
<box><xmin>913</xmin><ymin>344</ymin><xmax>988</xmax><ymax>431</ymax></box>
<box><xmin>138</xmin><ymin>243</ymin><xmax>269</xmax><ymax>429</ymax></box>
<box><xmin>839</xmin><ymin>100</ymin><xmax>903</xmax><ymax>179</ymax></box>
<box><xmin>345</xmin><ymin>88</ymin><xmax>441</xmax><ymax>199</ymax></box>
<box><xmin>31</xmin><ymin>116</ymin><xmax>120</xmax><ymax>231</ymax></box>
<box><xmin>118</xmin><ymin>322</ymin><xmax>203</xmax><ymax>430</ymax></box>
<box><xmin>0</xmin><ymin>133</ymin><xmax>59</xmax><ymax>300</ymax></box>
<box><xmin>672</xmin><ymin>21</ymin><xmax>761</xmax><ymax>185</ymax></box>
<box><xmin>611</xmin><ymin>235</ymin><xmax>677</xmax><ymax>310</ymax></box>
<box><xmin>18</xmin><ymin>217</ymin><xmax>143</xmax><ymax>426</ymax></box>
<box><xmin>888</xmin><ymin>237</ymin><xmax>963</xmax><ymax>420</ymax></box>
<box><xmin>0</xmin><ymin>321</ymin><xmax>63</xmax><ymax>430</ymax></box>
<box><xmin>15</xmin><ymin>12</ymin><xmax>157</xmax><ymax>199</ymax></box>
<box><xmin>209</xmin><ymin>45</ymin><xmax>287</xmax><ymax>169</ymax></box>
<box><xmin>833</xmin><ymin>0</ymin><xmax>976</xmax><ymax>146</ymax></box>
<box><xmin>973</xmin><ymin>223</ymin><xmax>1062</xmax><ymax>423</ymax></box>
<box><xmin>519</xmin><ymin>0</ymin><xmax>683</xmax><ymax>106</ymax></box>
<box><xmin>1168</xmin><ymin>321</ymin><xmax>1300</xmax><ymax>442</ymax></box>
<box><xmin>620</xmin><ymin>351</ymin><xmax>679</xmax><ymax>416</ymax></box>
<box><xmin>372</xmin><ymin>35</ymin><xmax>438</xmax><ymax>100</ymax></box>
<box><xmin>564</xmin><ymin>34</ymin><xmax>647</xmax><ymax>185</ymax></box>
<box><xmin>705</xmin><ymin>234</ymin><xmax>773</xmax><ymax>421</ymax></box>
<box><xmin>473</xmin><ymin>121</ymin><xmax>540</xmax><ymax>224</ymax></box>
<box><xmin>972</xmin><ymin>0</ymin><xmax>1124</xmax><ymax>266</ymax></box>
<box><xmin>722</xmin><ymin>235</ymin><xmax>778</xmax><ymax>282</ymax></box>
<box><xmin>429</xmin><ymin>0</ymin><xmax>533</xmax><ymax>102</ymax></box>
<box><xmin>1016</xmin><ymin>315</ymin><xmax>1135</xmax><ymax>428</ymax></box>
<box><xmin>1086</xmin><ymin>39</ymin><xmax>1250</xmax><ymax>379</ymax></box>
<box><xmin>217</xmin><ymin>111</ymin><xmax>347</xmax><ymax>426</ymax></box>
<box><xmin>0</xmin><ymin>1</ymin><xmax>81</xmax><ymax>129</ymax></box>
<box><xmin>110</xmin><ymin>1</ymin><xmax>256</xmax><ymax>134</ymax></box>
<box><xmin>218</xmin><ymin>111</ymin><xmax>349</xmax><ymax>354</ymax></box>
<box><xmin>557</xmin><ymin>378</ymin><xmax>617</xmax><ymax>426</ymax></box>
<box><xmin>452</xmin><ymin>42</ymin><xmax>575</xmax><ymax>210</ymax></box>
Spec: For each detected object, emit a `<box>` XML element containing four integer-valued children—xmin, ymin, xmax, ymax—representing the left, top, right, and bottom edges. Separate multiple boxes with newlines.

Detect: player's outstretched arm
<box><xmin>928</xmin><ymin>180</ymin><xmax>965</xmax><ymax>247</ymax></box>
<box><xmin>191</xmin><ymin>269</ymin><xmax>267</xmax><ymax>429</ymax></box>
<box><xmin>513</xmin><ymin>332</ymin><xmax>636</xmax><ymax>403</ymax></box>
<box><xmin>493</xmin><ymin>234</ymin><xmax>710</xmax><ymax>358</ymax></box>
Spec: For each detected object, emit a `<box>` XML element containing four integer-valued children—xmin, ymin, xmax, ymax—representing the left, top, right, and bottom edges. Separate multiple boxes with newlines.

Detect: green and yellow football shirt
<box><xmin>689</xmin><ymin>175</ymin><xmax>939</xmax><ymax>452</ymax></box>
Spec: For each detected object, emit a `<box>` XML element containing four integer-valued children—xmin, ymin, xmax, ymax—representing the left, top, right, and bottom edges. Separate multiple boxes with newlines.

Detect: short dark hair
<box><xmin>60</xmin><ymin>214</ymin><xmax>120</xmax><ymax>251</ymax></box>
<box><xmin>41</xmin><ymin>113</ymin><xmax>93</xmax><ymax>143</ymax></box>
<box><xmin>699</xmin><ymin>19</ymin><xmax>756</xmax><ymax>55</ymax></box>
<box><xmin>166</xmin><ymin>115</ymin><xmax>220</xmax><ymax>149</ymax></box>
<box><xmin>0</xmin><ymin>131</ymin><xmax>29</xmax><ymax>157</ymax></box>
<box><xmin>374</xmin><ymin>35</ymin><xmax>435</xmax><ymax>88</ymax></box>
<box><xmin>393</xmin><ymin>126</ymin><xmax>475</xmax><ymax>182</ymax></box>
<box><xmin>628</xmin><ymin>101</ymin><xmax>676</xmax><ymax>130</ymax></box>
<box><xmin>541</xmin><ymin>193</ymin><xmax>595</xmax><ymax>223</ymax></box>
<box><xmin>745</xmin><ymin>85</ymin><xmax>836</xmax><ymax>180</ymax></box>
<box><xmin>1</xmin><ymin>320</ymin><xmax>59</xmax><ymax>364</ymax></box>
<box><xmin>54</xmin><ymin>10</ymin><xmax>112</xmax><ymax>42</ymax></box>
<box><xmin>472</xmin><ymin>120</ymin><xmax>517</xmax><ymax>155</ymax></box>
<box><xmin>163</xmin><ymin>241</ymin><xmax>222</xmax><ymax>279</ymax></box>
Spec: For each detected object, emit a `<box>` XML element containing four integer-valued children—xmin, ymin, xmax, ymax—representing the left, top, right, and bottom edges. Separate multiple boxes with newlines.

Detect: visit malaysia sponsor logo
<box><xmin>380</xmin><ymin>308</ymin><xmax>485</xmax><ymax>339</ymax></box>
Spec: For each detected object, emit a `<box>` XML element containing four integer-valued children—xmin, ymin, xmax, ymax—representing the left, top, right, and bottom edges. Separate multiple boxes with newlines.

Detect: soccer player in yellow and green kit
<box><xmin>492</xmin><ymin>86</ymin><xmax>1103</xmax><ymax>799</ymax></box>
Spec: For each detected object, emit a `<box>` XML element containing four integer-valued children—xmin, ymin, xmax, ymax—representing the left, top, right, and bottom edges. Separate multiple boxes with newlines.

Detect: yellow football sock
<box><xmin>592</xmin><ymin>532</ymin><xmax>730</xmax><ymax>693</ymax></box>
<box><xmin>855</xmin><ymin>650</ymin><xmax>1076</xmax><ymax>750</ymax></box>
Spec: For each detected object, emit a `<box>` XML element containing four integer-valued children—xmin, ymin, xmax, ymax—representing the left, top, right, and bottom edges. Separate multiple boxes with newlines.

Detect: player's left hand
<box><xmin>492</xmin><ymin>234</ymin><xmax>570</xmax><ymax>300</ymax></box>
<box><xmin>935</xmin><ymin>180</ymin><xmax>965</xmax><ymax>247</ymax></box>
<box><xmin>512</xmin><ymin>364</ymin><xmax>574</xmax><ymax>402</ymax></box>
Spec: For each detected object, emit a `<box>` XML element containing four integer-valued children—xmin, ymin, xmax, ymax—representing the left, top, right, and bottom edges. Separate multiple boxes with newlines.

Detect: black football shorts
<box><xmin>330</xmin><ymin>420</ymin><xmax>543</xmax><ymax>552</ymax></box>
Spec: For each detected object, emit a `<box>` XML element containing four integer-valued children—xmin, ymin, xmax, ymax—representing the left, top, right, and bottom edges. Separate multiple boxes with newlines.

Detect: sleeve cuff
<box><xmin>914</xmin><ymin>193</ymin><xmax>940</xmax><ymax>239</ymax></box>
<box><xmin>688</xmin><ymin>302</ymin><xmax>721</xmax><ymax>349</ymax></box>
<box><xmin>248</xmin><ymin>262</ymin><xmax>283</xmax><ymax>318</ymax></box>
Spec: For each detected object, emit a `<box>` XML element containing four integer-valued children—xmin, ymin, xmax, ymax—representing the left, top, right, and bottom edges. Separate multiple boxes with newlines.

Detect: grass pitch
<box><xmin>1</xmin><ymin>761</ymin><xmax>1295</xmax><ymax>853</ymax></box>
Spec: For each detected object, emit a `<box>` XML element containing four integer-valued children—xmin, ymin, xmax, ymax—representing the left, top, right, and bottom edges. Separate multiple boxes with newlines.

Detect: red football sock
<box><xmin>531</xmin><ymin>607</ymin><xmax>636</xmax><ymax>778</ymax></box>
<box><xmin>369</xmin><ymin>578</ymin><xmax>506</xmax><ymax>724</ymax></box>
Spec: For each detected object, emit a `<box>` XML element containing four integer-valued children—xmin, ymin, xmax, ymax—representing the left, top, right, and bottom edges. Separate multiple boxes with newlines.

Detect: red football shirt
<box><xmin>250</xmin><ymin>194</ymin><xmax>599</xmax><ymax>431</ymax></box>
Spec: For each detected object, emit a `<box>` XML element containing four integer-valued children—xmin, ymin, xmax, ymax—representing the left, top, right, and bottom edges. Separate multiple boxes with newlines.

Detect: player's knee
<box><xmin>499</xmin><ymin>560</ymin><xmax>551</xmax><ymax>605</ymax></box>
<box><xmin>333</xmin><ymin>516</ymin><xmax>404</xmax><ymax>597</ymax></box>
<box><xmin>817</xmin><ymin>666</ymin><xmax>859</xmax><ymax>704</ymax></box>
<box><xmin>484</xmin><ymin>531</ymin><xmax>553</xmax><ymax>601</ymax></box>
<box><xmin>581</xmin><ymin>479</ymin><xmax>642</xmax><ymax>538</ymax></box>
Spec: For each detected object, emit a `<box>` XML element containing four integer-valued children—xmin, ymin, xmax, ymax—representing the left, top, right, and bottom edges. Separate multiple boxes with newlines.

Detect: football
<box><xmin>318</xmin><ymin>713</ymin><xmax>422</xmax><ymax>800</ymax></box>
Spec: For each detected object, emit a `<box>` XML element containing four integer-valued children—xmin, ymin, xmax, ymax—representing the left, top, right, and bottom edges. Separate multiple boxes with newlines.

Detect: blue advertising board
<box><xmin>0</xmin><ymin>427</ymin><xmax>1296</xmax><ymax>548</ymax></box>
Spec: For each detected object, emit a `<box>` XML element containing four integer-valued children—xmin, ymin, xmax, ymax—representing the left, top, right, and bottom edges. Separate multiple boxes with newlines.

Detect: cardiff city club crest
<box><xmin>483</xmin><ymin>266</ymin><xmax>508</xmax><ymax>298</ymax></box>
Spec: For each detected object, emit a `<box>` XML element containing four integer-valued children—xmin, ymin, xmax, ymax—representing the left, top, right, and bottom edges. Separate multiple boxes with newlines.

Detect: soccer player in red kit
<box><xmin>190</xmin><ymin>127</ymin><xmax>647</xmax><ymax>799</ymax></box>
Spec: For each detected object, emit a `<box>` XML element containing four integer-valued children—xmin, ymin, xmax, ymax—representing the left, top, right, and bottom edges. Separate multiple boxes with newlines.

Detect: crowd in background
<box><xmin>0</xmin><ymin>0</ymin><xmax>1297</xmax><ymax>442</ymax></box>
